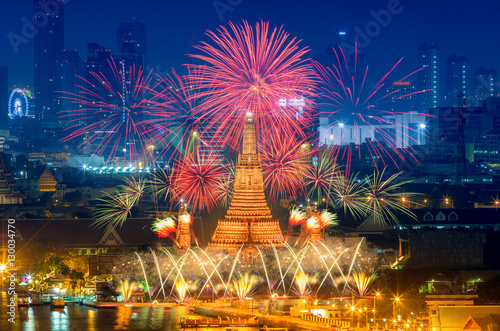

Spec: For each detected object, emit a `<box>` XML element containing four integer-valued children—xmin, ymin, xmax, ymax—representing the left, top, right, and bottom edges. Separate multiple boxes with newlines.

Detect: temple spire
<box><xmin>242</xmin><ymin>113</ymin><xmax>257</xmax><ymax>155</ymax></box>
<box><xmin>209</xmin><ymin>114</ymin><xmax>284</xmax><ymax>252</ymax></box>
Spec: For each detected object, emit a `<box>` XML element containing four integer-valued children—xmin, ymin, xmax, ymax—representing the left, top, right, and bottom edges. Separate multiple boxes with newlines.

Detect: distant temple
<box><xmin>209</xmin><ymin>116</ymin><xmax>284</xmax><ymax>256</ymax></box>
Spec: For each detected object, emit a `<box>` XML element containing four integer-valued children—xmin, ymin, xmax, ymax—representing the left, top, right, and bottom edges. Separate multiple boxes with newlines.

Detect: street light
<box><xmin>245</xmin><ymin>297</ymin><xmax>254</xmax><ymax>315</ymax></box>
<box><xmin>374</xmin><ymin>292</ymin><xmax>380</xmax><ymax>326</ymax></box>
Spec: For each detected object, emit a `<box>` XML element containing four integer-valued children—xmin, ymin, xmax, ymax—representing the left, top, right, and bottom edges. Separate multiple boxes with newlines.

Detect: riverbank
<box><xmin>193</xmin><ymin>306</ymin><xmax>350</xmax><ymax>330</ymax></box>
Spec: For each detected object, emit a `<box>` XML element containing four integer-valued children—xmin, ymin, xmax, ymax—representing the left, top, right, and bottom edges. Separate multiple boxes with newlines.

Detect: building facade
<box><xmin>417</xmin><ymin>42</ymin><xmax>440</xmax><ymax>110</ymax></box>
<box><xmin>34</xmin><ymin>0</ymin><xmax>65</xmax><ymax>126</ymax></box>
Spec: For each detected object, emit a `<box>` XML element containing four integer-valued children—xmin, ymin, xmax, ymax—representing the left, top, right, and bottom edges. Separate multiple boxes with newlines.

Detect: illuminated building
<box><xmin>34</xmin><ymin>0</ymin><xmax>65</xmax><ymax>126</ymax></box>
<box><xmin>417</xmin><ymin>42</ymin><xmax>440</xmax><ymax>110</ymax></box>
<box><xmin>446</xmin><ymin>54</ymin><xmax>472</xmax><ymax>106</ymax></box>
<box><xmin>209</xmin><ymin>116</ymin><xmax>284</xmax><ymax>257</ymax></box>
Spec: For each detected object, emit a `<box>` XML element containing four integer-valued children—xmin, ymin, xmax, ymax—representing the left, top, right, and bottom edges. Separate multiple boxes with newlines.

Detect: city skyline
<box><xmin>0</xmin><ymin>0</ymin><xmax>499</xmax><ymax>88</ymax></box>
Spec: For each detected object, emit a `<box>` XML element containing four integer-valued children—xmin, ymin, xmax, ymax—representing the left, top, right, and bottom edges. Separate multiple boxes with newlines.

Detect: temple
<box><xmin>209</xmin><ymin>116</ymin><xmax>284</xmax><ymax>253</ymax></box>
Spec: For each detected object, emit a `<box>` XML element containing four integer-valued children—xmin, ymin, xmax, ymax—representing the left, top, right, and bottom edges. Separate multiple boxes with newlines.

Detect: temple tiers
<box><xmin>209</xmin><ymin>117</ymin><xmax>284</xmax><ymax>252</ymax></box>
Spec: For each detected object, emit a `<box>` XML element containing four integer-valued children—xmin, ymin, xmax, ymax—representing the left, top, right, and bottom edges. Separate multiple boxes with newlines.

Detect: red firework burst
<box><xmin>143</xmin><ymin>67</ymin><xmax>218</xmax><ymax>161</ymax></box>
<box><xmin>151</xmin><ymin>217</ymin><xmax>177</xmax><ymax>238</ymax></box>
<box><xmin>172</xmin><ymin>148</ymin><xmax>228</xmax><ymax>213</ymax></box>
<box><xmin>314</xmin><ymin>44</ymin><xmax>433</xmax><ymax>173</ymax></box>
<box><xmin>187</xmin><ymin>20</ymin><xmax>317</xmax><ymax>148</ymax></box>
<box><xmin>59</xmin><ymin>58</ymin><xmax>168</xmax><ymax>164</ymax></box>
<box><xmin>260</xmin><ymin>128</ymin><xmax>313</xmax><ymax>201</ymax></box>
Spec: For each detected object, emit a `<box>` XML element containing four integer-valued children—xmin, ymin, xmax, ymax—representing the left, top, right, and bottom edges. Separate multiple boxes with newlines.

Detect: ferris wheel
<box><xmin>8</xmin><ymin>88</ymin><xmax>29</xmax><ymax>119</ymax></box>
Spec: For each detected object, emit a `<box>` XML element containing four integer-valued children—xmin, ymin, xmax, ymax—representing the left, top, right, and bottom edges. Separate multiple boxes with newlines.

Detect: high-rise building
<box><xmin>384</xmin><ymin>81</ymin><xmax>419</xmax><ymax>112</ymax></box>
<box><xmin>0</xmin><ymin>67</ymin><xmax>8</xmax><ymax>129</ymax></box>
<box><xmin>446</xmin><ymin>54</ymin><xmax>472</xmax><ymax>106</ymax></box>
<box><xmin>59</xmin><ymin>50</ymin><xmax>84</xmax><ymax>131</ymax></box>
<box><xmin>417</xmin><ymin>42</ymin><xmax>440</xmax><ymax>110</ymax></box>
<box><xmin>116</xmin><ymin>23</ymin><xmax>147</xmax><ymax>67</ymax></box>
<box><xmin>34</xmin><ymin>0</ymin><xmax>65</xmax><ymax>126</ymax></box>
<box><xmin>473</xmin><ymin>66</ymin><xmax>496</xmax><ymax>106</ymax></box>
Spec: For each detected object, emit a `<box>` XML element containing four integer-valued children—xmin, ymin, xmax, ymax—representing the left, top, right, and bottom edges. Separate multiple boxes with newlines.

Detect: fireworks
<box><xmin>59</xmin><ymin>59</ymin><xmax>167</xmax><ymax>163</ymax></box>
<box><xmin>151</xmin><ymin>217</ymin><xmax>177</xmax><ymax>238</ymax></box>
<box><xmin>352</xmin><ymin>271</ymin><xmax>377</xmax><ymax>297</ymax></box>
<box><xmin>188</xmin><ymin>20</ymin><xmax>317</xmax><ymax>147</ymax></box>
<box><xmin>314</xmin><ymin>44</ymin><xmax>431</xmax><ymax>173</ymax></box>
<box><xmin>118</xmin><ymin>279</ymin><xmax>137</xmax><ymax>303</ymax></box>
<box><xmin>330</xmin><ymin>172</ymin><xmax>368</xmax><ymax>219</ymax></box>
<box><xmin>93</xmin><ymin>190</ymin><xmax>136</xmax><ymax>230</ymax></box>
<box><xmin>173</xmin><ymin>279</ymin><xmax>189</xmax><ymax>303</ymax></box>
<box><xmin>120</xmin><ymin>176</ymin><xmax>146</xmax><ymax>200</ymax></box>
<box><xmin>144</xmin><ymin>68</ymin><xmax>211</xmax><ymax>159</ymax></box>
<box><xmin>148</xmin><ymin>168</ymin><xmax>174</xmax><ymax>201</ymax></box>
<box><xmin>260</xmin><ymin>129</ymin><xmax>312</xmax><ymax>201</ymax></box>
<box><xmin>178</xmin><ymin>213</ymin><xmax>193</xmax><ymax>226</ymax></box>
<box><xmin>172</xmin><ymin>148</ymin><xmax>229</xmax><ymax>213</ymax></box>
<box><xmin>365</xmin><ymin>168</ymin><xmax>419</xmax><ymax>225</ymax></box>
<box><xmin>289</xmin><ymin>207</ymin><xmax>307</xmax><ymax>226</ymax></box>
<box><xmin>93</xmin><ymin>176</ymin><xmax>144</xmax><ymax>229</ymax></box>
<box><xmin>232</xmin><ymin>273</ymin><xmax>258</xmax><ymax>301</ymax></box>
<box><xmin>304</xmin><ymin>147</ymin><xmax>338</xmax><ymax>201</ymax></box>
<box><xmin>304</xmin><ymin>210</ymin><xmax>338</xmax><ymax>233</ymax></box>
<box><xmin>216</xmin><ymin>164</ymin><xmax>235</xmax><ymax>208</ymax></box>
<box><xmin>293</xmin><ymin>270</ymin><xmax>312</xmax><ymax>299</ymax></box>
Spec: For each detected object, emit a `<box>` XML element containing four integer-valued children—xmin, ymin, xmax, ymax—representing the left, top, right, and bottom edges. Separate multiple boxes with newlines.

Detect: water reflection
<box><xmin>0</xmin><ymin>292</ymin><xmax>259</xmax><ymax>330</ymax></box>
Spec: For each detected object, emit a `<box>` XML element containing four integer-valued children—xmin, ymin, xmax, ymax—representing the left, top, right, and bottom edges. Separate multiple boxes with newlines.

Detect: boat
<box><xmin>17</xmin><ymin>293</ymin><xmax>31</xmax><ymax>307</ymax></box>
<box><xmin>50</xmin><ymin>297</ymin><xmax>65</xmax><ymax>308</ymax></box>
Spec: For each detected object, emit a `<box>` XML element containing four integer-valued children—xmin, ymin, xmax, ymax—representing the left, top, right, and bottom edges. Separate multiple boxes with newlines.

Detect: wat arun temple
<box><xmin>208</xmin><ymin>116</ymin><xmax>285</xmax><ymax>254</ymax></box>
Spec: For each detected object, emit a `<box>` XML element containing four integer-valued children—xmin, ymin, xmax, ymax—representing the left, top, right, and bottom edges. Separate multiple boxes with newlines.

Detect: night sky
<box><xmin>1</xmin><ymin>0</ymin><xmax>499</xmax><ymax>88</ymax></box>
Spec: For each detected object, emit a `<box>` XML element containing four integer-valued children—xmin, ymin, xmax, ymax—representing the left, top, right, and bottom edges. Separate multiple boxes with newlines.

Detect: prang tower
<box><xmin>209</xmin><ymin>116</ymin><xmax>284</xmax><ymax>253</ymax></box>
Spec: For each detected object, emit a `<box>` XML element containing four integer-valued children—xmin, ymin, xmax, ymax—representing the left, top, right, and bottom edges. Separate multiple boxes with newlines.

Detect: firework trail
<box><xmin>351</xmin><ymin>271</ymin><xmax>377</xmax><ymax>297</ymax></box>
<box><xmin>330</xmin><ymin>171</ymin><xmax>368</xmax><ymax>220</ymax></box>
<box><xmin>144</xmin><ymin>68</ymin><xmax>219</xmax><ymax>161</ymax></box>
<box><xmin>148</xmin><ymin>168</ymin><xmax>174</xmax><ymax>202</ymax></box>
<box><xmin>260</xmin><ymin>128</ymin><xmax>313</xmax><ymax>201</ymax></box>
<box><xmin>187</xmin><ymin>20</ymin><xmax>317</xmax><ymax>148</ymax></box>
<box><xmin>364</xmin><ymin>167</ymin><xmax>419</xmax><ymax>225</ymax></box>
<box><xmin>304</xmin><ymin>147</ymin><xmax>338</xmax><ymax>202</ymax></box>
<box><xmin>118</xmin><ymin>279</ymin><xmax>137</xmax><ymax>303</ymax></box>
<box><xmin>59</xmin><ymin>59</ymin><xmax>168</xmax><ymax>164</ymax></box>
<box><xmin>286</xmin><ymin>207</ymin><xmax>307</xmax><ymax>242</ymax></box>
<box><xmin>151</xmin><ymin>217</ymin><xmax>177</xmax><ymax>239</ymax></box>
<box><xmin>172</xmin><ymin>148</ymin><xmax>229</xmax><ymax>214</ymax></box>
<box><xmin>314</xmin><ymin>44</ymin><xmax>432</xmax><ymax>173</ymax></box>
<box><xmin>93</xmin><ymin>189</ymin><xmax>137</xmax><ymax>230</ymax></box>
<box><xmin>232</xmin><ymin>273</ymin><xmax>258</xmax><ymax>301</ymax></box>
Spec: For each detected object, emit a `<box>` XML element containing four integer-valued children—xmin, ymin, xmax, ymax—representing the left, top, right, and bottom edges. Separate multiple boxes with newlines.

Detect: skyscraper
<box><xmin>116</xmin><ymin>23</ymin><xmax>147</xmax><ymax>68</ymax></box>
<box><xmin>60</xmin><ymin>50</ymin><xmax>84</xmax><ymax>130</ymax></box>
<box><xmin>417</xmin><ymin>42</ymin><xmax>440</xmax><ymax>111</ymax></box>
<box><xmin>446</xmin><ymin>54</ymin><xmax>472</xmax><ymax>106</ymax></box>
<box><xmin>34</xmin><ymin>0</ymin><xmax>65</xmax><ymax>126</ymax></box>
<box><xmin>473</xmin><ymin>66</ymin><xmax>496</xmax><ymax>106</ymax></box>
<box><xmin>0</xmin><ymin>67</ymin><xmax>8</xmax><ymax>129</ymax></box>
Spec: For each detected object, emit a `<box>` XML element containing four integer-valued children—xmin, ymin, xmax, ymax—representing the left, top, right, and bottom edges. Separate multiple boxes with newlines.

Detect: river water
<box><xmin>0</xmin><ymin>292</ymin><xmax>259</xmax><ymax>331</ymax></box>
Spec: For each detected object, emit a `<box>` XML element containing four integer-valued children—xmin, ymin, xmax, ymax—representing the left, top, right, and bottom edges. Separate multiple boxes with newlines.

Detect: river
<box><xmin>0</xmin><ymin>292</ymin><xmax>259</xmax><ymax>331</ymax></box>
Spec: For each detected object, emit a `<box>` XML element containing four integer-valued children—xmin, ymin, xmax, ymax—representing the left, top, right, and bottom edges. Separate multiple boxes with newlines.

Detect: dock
<box><xmin>180</xmin><ymin>316</ymin><xmax>259</xmax><ymax>328</ymax></box>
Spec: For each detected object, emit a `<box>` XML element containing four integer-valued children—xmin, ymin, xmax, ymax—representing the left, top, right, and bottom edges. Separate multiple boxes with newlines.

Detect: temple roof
<box><xmin>224</xmin><ymin>118</ymin><xmax>272</xmax><ymax>221</ymax></box>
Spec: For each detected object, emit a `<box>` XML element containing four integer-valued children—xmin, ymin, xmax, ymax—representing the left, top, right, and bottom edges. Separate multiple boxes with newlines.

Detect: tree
<box><xmin>38</xmin><ymin>255</ymin><xmax>70</xmax><ymax>276</ymax></box>
<box><xmin>63</xmin><ymin>191</ymin><xmax>83</xmax><ymax>205</ymax></box>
